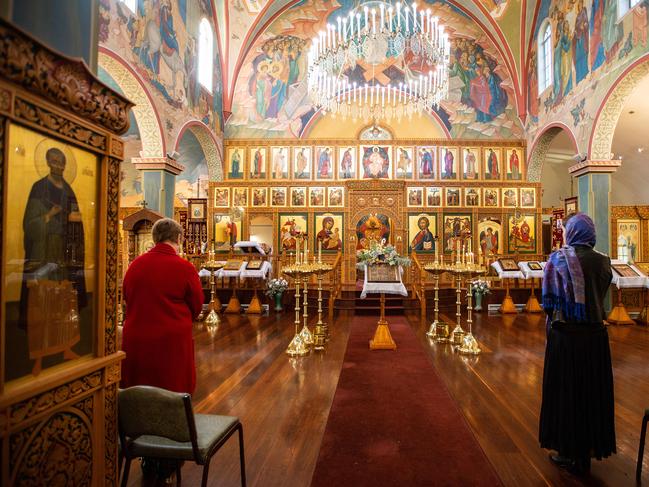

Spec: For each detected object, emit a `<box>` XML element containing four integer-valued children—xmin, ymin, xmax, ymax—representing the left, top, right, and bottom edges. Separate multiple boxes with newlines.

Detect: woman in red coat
<box><xmin>121</xmin><ymin>218</ymin><xmax>203</xmax><ymax>394</ymax></box>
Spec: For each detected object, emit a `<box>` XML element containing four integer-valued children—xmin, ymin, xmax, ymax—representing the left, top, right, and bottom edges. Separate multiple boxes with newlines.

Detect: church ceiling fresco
<box><xmin>526</xmin><ymin>0</ymin><xmax>649</xmax><ymax>153</ymax></box>
<box><xmin>225</xmin><ymin>0</ymin><xmax>524</xmax><ymax>140</ymax></box>
<box><xmin>99</xmin><ymin>0</ymin><xmax>224</xmax><ymax>142</ymax></box>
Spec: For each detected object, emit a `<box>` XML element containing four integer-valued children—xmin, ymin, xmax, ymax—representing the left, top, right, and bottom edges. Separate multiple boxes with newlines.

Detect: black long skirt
<box><xmin>539</xmin><ymin>323</ymin><xmax>616</xmax><ymax>460</ymax></box>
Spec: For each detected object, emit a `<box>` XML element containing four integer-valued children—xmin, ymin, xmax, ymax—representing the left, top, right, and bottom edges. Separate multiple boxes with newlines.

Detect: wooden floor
<box><xmin>124</xmin><ymin>308</ymin><xmax>649</xmax><ymax>487</ymax></box>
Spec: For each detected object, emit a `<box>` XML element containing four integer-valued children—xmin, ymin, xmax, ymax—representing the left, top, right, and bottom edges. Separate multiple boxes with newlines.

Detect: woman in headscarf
<box><xmin>540</xmin><ymin>213</ymin><xmax>615</xmax><ymax>475</ymax></box>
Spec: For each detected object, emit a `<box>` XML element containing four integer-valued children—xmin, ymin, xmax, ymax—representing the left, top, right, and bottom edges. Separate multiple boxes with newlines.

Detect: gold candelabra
<box><xmin>204</xmin><ymin>259</ymin><xmax>224</xmax><ymax>327</ymax></box>
<box><xmin>313</xmin><ymin>262</ymin><xmax>334</xmax><ymax>351</ymax></box>
<box><xmin>423</xmin><ymin>259</ymin><xmax>452</xmax><ymax>343</ymax></box>
<box><xmin>458</xmin><ymin>267</ymin><xmax>486</xmax><ymax>355</ymax></box>
<box><xmin>284</xmin><ymin>267</ymin><xmax>309</xmax><ymax>357</ymax></box>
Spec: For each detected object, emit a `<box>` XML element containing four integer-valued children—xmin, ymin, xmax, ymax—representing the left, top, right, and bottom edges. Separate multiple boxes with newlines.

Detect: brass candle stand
<box><xmin>204</xmin><ymin>260</ymin><xmax>224</xmax><ymax>326</ymax></box>
<box><xmin>313</xmin><ymin>262</ymin><xmax>334</xmax><ymax>351</ymax></box>
<box><xmin>283</xmin><ymin>266</ymin><xmax>309</xmax><ymax>357</ymax></box>
<box><xmin>450</xmin><ymin>266</ymin><xmax>465</xmax><ymax>347</ymax></box>
<box><xmin>423</xmin><ymin>261</ymin><xmax>452</xmax><ymax>342</ymax></box>
<box><xmin>299</xmin><ymin>269</ymin><xmax>314</xmax><ymax>347</ymax></box>
<box><xmin>458</xmin><ymin>267</ymin><xmax>486</xmax><ymax>355</ymax></box>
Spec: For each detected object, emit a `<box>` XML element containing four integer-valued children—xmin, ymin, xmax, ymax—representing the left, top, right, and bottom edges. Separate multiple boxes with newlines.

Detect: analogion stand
<box><xmin>235</xmin><ymin>241</ymin><xmax>273</xmax><ymax>315</ymax></box>
<box><xmin>518</xmin><ymin>261</ymin><xmax>545</xmax><ymax>313</ymax></box>
<box><xmin>607</xmin><ymin>260</ymin><xmax>648</xmax><ymax>325</ymax></box>
<box><xmin>216</xmin><ymin>260</ymin><xmax>245</xmax><ymax>313</ymax></box>
<box><xmin>491</xmin><ymin>260</ymin><xmax>524</xmax><ymax>314</ymax></box>
<box><xmin>361</xmin><ymin>264</ymin><xmax>407</xmax><ymax>351</ymax></box>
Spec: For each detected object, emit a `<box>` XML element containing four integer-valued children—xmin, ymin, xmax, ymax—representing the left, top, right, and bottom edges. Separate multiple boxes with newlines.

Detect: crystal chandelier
<box><xmin>307</xmin><ymin>1</ymin><xmax>451</xmax><ymax>123</ymax></box>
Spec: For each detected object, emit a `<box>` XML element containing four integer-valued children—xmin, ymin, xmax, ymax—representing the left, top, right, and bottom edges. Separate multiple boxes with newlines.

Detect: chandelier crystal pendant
<box><xmin>307</xmin><ymin>1</ymin><xmax>451</xmax><ymax>123</ymax></box>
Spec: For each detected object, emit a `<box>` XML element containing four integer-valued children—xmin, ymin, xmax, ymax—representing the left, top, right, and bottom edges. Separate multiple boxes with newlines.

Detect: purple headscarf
<box><xmin>542</xmin><ymin>213</ymin><xmax>596</xmax><ymax>322</ymax></box>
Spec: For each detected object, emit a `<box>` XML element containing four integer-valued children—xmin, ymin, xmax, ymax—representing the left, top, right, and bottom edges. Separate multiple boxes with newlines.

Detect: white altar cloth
<box><xmin>610</xmin><ymin>260</ymin><xmax>648</xmax><ymax>288</ymax></box>
<box><xmin>360</xmin><ymin>265</ymin><xmax>408</xmax><ymax>299</ymax></box>
<box><xmin>240</xmin><ymin>261</ymin><xmax>273</xmax><ymax>279</ymax></box>
<box><xmin>518</xmin><ymin>262</ymin><xmax>545</xmax><ymax>279</ymax></box>
<box><xmin>216</xmin><ymin>261</ymin><xmax>246</xmax><ymax>279</ymax></box>
<box><xmin>491</xmin><ymin>261</ymin><xmax>524</xmax><ymax>280</ymax></box>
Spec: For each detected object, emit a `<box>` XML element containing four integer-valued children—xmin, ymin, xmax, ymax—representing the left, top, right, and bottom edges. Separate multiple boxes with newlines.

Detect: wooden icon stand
<box><xmin>369</xmin><ymin>293</ymin><xmax>397</xmax><ymax>350</ymax></box>
<box><xmin>224</xmin><ymin>278</ymin><xmax>241</xmax><ymax>314</ymax></box>
<box><xmin>525</xmin><ymin>278</ymin><xmax>543</xmax><ymax>313</ymax></box>
<box><xmin>607</xmin><ymin>286</ymin><xmax>634</xmax><ymax>325</ymax></box>
<box><xmin>500</xmin><ymin>278</ymin><xmax>517</xmax><ymax>314</ymax></box>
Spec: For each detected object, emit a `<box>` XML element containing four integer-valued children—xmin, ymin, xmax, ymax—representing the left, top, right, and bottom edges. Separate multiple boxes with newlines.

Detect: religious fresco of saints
<box><xmin>270</xmin><ymin>147</ymin><xmax>289</xmax><ymax>179</ymax></box>
<box><xmin>617</xmin><ymin>219</ymin><xmax>641</xmax><ymax>262</ymax></box>
<box><xmin>483</xmin><ymin>148</ymin><xmax>502</xmax><ymax>180</ymax></box>
<box><xmin>462</xmin><ymin>147</ymin><xmax>479</xmax><ymax>180</ymax></box>
<box><xmin>502</xmin><ymin>188</ymin><xmax>518</xmax><ymax>207</ymax></box>
<box><xmin>293</xmin><ymin>147</ymin><xmax>312</xmax><ymax>180</ymax></box>
<box><xmin>426</xmin><ymin>187</ymin><xmax>442</xmax><ymax>207</ymax></box>
<box><xmin>315</xmin><ymin>213</ymin><xmax>344</xmax><ymax>252</ymax></box>
<box><xmin>328</xmin><ymin>187</ymin><xmax>344</xmax><ymax>207</ymax></box>
<box><xmin>233</xmin><ymin>187</ymin><xmax>248</xmax><ymax>207</ymax></box>
<box><xmin>291</xmin><ymin>187</ymin><xmax>306</xmax><ymax>207</ymax></box>
<box><xmin>465</xmin><ymin>188</ymin><xmax>480</xmax><ymax>207</ymax></box>
<box><xmin>395</xmin><ymin>147</ymin><xmax>415</xmax><ymax>179</ymax></box>
<box><xmin>315</xmin><ymin>147</ymin><xmax>334</xmax><ymax>179</ymax></box>
<box><xmin>417</xmin><ymin>146</ymin><xmax>436</xmax><ymax>180</ymax></box>
<box><xmin>520</xmin><ymin>188</ymin><xmax>536</xmax><ymax>207</ymax></box>
<box><xmin>279</xmin><ymin>214</ymin><xmax>308</xmax><ymax>252</ymax></box>
<box><xmin>249</xmin><ymin>35</ymin><xmax>306</xmax><ymax>122</ymax></box>
<box><xmin>409</xmin><ymin>214</ymin><xmax>437</xmax><ymax>253</ymax></box>
<box><xmin>445</xmin><ymin>188</ymin><xmax>461</xmax><ymax>207</ymax></box>
<box><xmin>508</xmin><ymin>214</ymin><xmax>536</xmax><ymax>253</ymax></box>
<box><xmin>4</xmin><ymin>127</ymin><xmax>97</xmax><ymax>380</ymax></box>
<box><xmin>252</xmin><ymin>187</ymin><xmax>268</xmax><ymax>207</ymax></box>
<box><xmin>478</xmin><ymin>219</ymin><xmax>502</xmax><ymax>259</ymax></box>
<box><xmin>407</xmin><ymin>187</ymin><xmax>424</xmax><ymax>207</ymax></box>
<box><xmin>483</xmin><ymin>188</ymin><xmax>499</xmax><ymax>207</ymax></box>
<box><xmin>271</xmin><ymin>187</ymin><xmax>287</xmax><ymax>207</ymax></box>
<box><xmin>338</xmin><ymin>147</ymin><xmax>356</xmax><ymax>179</ymax></box>
<box><xmin>440</xmin><ymin>147</ymin><xmax>458</xmax><ymax>180</ymax></box>
<box><xmin>355</xmin><ymin>213</ymin><xmax>391</xmax><ymax>250</ymax></box>
<box><xmin>442</xmin><ymin>214</ymin><xmax>473</xmax><ymax>254</ymax></box>
<box><xmin>249</xmin><ymin>146</ymin><xmax>267</xmax><ymax>179</ymax></box>
<box><xmin>214</xmin><ymin>187</ymin><xmax>230</xmax><ymax>208</ymax></box>
<box><xmin>227</xmin><ymin>147</ymin><xmax>245</xmax><ymax>179</ymax></box>
<box><xmin>505</xmin><ymin>148</ymin><xmax>522</xmax><ymax>180</ymax></box>
<box><xmin>361</xmin><ymin>146</ymin><xmax>392</xmax><ymax>179</ymax></box>
<box><xmin>309</xmin><ymin>187</ymin><xmax>325</xmax><ymax>207</ymax></box>
<box><xmin>213</xmin><ymin>214</ymin><xmax>242</xmax><ymax>252</ymax></box>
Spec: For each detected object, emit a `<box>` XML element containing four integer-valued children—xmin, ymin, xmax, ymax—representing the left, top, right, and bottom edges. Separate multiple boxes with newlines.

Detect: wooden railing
<box><xmin>328</xmin><ymin>251</ymin><xmax>343</xmax><ymax>323</ymax></box>
<box><xmin>411</xmin><ymin>252</ymin><xmax>427</xmax><ymax>324</ymax></box>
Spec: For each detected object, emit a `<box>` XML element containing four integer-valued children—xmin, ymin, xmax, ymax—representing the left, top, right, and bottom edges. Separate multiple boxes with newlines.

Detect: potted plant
<box><xmin>266</xmin><ymin>278</ymin><xmax>289</xmax><ymax>312</ymax></box>
<box><xmin>471</xmin><ymin>279</ymin><xmax>491</xmax><ymax>311</ymax></box>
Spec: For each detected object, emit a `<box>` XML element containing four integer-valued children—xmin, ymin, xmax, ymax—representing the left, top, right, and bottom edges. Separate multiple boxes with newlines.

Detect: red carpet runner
<box><xmin>311</xmin><ymin>317</ymin><xmax>502</xmax><ymax>487</ymax></box>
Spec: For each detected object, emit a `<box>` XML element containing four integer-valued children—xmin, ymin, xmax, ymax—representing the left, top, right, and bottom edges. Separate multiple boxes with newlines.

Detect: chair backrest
<box><xmin>118</xmin><ymin>386</ymin><xmax>196</xmax><ymax>444</ymax></box>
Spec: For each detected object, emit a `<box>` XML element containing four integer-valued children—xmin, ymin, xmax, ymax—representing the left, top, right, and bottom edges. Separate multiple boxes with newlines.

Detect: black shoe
<box><xmin>568</xmin><ymin>457</ymin><xmax>591</xmax><ymax>476</ymax></box>
<box><xmin>549</xmin><ymin>453</ymin><xmax>573</xmax><ymax>469</ymax></box>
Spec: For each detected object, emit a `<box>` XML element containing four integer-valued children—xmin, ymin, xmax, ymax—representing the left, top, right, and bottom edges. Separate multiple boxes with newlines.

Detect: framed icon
<box><xmin>407</xmin><ymin>187</ymin><xmax>424</xmax><ymax>207</ymax></box>
<box><xmin>290</xmin><ymin>187</ymin><xmax>307</xmax><ymax>207</ymax></box>
<box><xmin>251</xmin><ymin>187</ymin><xmax>268</xmax><ymax>207</ymax></box>
<box><xmin>394</xmin><ymin>146</ymin><xmax>415</xmax><ymax>179</ymax></box>
<box><xmin>309</xmin><ymin>187</ymin><xmax>326</xmax><ymax>207</ymax></box>
<box><xmin>338</xmin><ymin>146</ymin><xmax>357</xmax><ymax>179</ymax></box>
<box><xmin>249</xmin><ymin>146</ymin><xmax>267</xmax><ymax>179</ymax></box>
<box><xmin>293</xmin><ymin>146</ymin><xmax>312</xmax><ymax>180</ymax></box>
<box><xmin>213</xmin><ymin>187</ymin><xmax>230</xmax><ymax>208</ymax></box>
<box><xmin>270</xmin><ymin>146</ymin><xmax>289</xmax><ymax>180</ymax></box>
<box><xmin>328</xmin><ymin>186</ymin><xmax>345</xmax><ymax>207</ymax></box>
<box><xmin>416</xmin><ymin>146</ymin><xmax>436</xmax><ymax>180</ymax></box>
<box><xmin>270</xmin><ymin>187</ymin><xmax>287</xmax><ymax>207</ymax></box>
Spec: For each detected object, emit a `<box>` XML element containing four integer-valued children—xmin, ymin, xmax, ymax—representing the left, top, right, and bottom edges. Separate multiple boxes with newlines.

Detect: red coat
<box><xmin>121</xmin><ymin>243</ymin><xmax>203</xmax><ymax>394</ymax></box>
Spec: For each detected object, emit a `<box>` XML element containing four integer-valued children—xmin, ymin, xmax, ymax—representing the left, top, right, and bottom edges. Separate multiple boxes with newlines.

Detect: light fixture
<box><xmin>307</xmin><ymin>1</ymin><xmax>450</xmax><ymax>123</ymax></box>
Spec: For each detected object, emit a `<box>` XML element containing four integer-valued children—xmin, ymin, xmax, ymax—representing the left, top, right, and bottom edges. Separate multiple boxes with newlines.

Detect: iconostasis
<box><xmin>214</xmin><ymin>139</ymin><xmax>541</xmax><ymax>281</ymax></box>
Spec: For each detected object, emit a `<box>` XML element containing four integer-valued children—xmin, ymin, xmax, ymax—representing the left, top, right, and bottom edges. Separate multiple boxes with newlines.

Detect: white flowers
<box><xmin>471</xmin><ymin>279</ymin><xmax>491</xmax><ymax>294</ymax></box>
<box><xmin>266</xmin><ymin>278</ymin><xmax>289</xmax><ymax>297</ymax></box>
<box><xmin>356</xmin><ymin>240</ymin><xmax>411</xmax><ymax>269</ymax></box>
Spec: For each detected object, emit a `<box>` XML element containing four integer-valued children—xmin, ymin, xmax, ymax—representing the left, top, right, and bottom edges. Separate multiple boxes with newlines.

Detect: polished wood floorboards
<box><xmin>124</xmin><ymin>309</ymin><xmax>649</xmax><ymax>486</ymax></box>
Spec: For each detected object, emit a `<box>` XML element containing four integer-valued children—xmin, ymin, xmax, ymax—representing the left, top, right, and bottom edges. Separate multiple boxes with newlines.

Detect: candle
<box><xmin>296</xmin><ymin>238</ymin><xmax>301</xmax><ymax>264</ymax></box>
<box><xmin>456</xmin><ymin>240</ymin><xmax>461</xmax><ymax>263</ymax></box>
<box><xmin>435</xmin><ymin>238</ymin><xmax>439</xmax><ymax>264</ymax></box>
<box><xmin>304</xmin><ymin>241</ymin><xmax>308</xmax><ymax>261</ymax></box>
<box><xmin>357</xmin><ymin>13</ymin><xmax>361</xmax><ymax>39</ymax></box>
<box><xmin>364</xmin><ymin>7</ymin><xmax>369</xmax><ymax>33</ymax></box>
<box><xmin>371</xmin><ymin>8</ymin><xmax>376</xmax><ymax>35</ymax></box>
<box><xmin>388</xmin><ymin>6</ymin><xmax>393</xmax><ymax>29</ymax></box>
<box><xmin>380</xmin><ymin>4</ymin><xmax>385</xmax><ymax>32</ymax></box>
<box><xmin>318</xmin><ymin>240</ymin><xmax>322</xmax><ymax>263</ymax></box>
<box><xmin>405</xmin><ymin>6</ymin><xmax>409</xmax><ymax>32</ymax></box>
<box><xmin>397</xmin><ymin>2</ymin><xmax>401</xmax><ymax>29</ymax></box>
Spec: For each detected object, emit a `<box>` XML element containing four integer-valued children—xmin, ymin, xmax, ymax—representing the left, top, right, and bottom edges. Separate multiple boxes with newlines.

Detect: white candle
<box><xmin>420</xmin><ymin>11</ymin><xmax>425</xmax><ymax>35</ymax></box>
<box><xmin>388</xmin><ymin>6</ymin><xmax>393</xmax><ymax>29</ymax></box>
<box><xmin>296</xmin><ymin>238</ymin><xmax>301</xmax><ymax>264</ymax></box>
<box><xmin>318</xmin><ymin>240</ymin><xmax>322</xmax><ymax>263</ymax></box>
<box><xmin>364</xmin><ymin>7</ymin><xmax>369</xmax><ymax>33</ymax></box>
<box><xmin>342</xmin><ymin>18</ymin><xmax>348</xmax><ymax>42</ymax></box>
<box><xmin>412</xmin><ymin>2</ymin><xmax>417</xmax><ymax>32</ymax></box>
<box><xmin>405</xmin><ymin>6</ymin><xmax>409</xmax><ymax>32</ymax></box>
<box><xmin>371</xmin><ymin>9</ymin><xmax>376</xmax><ymax>35</ymax></box>
<box><xmin>397</xmin><ymin>2</ymin><xmax>401</xmax><ymax>29</ymax></box>
<box><xmin>357</xmin><ymin>13</ymin><xmax>361</xmax><ymax>39</ymax></box>
<box><xmin>380</xmin><ymin>4</ymin><xmax>385</xmax><ymax>32</ymax></box>
<box><xmin>337</xmin><ymin>17</ymin><xmax>342</xmax><ymax>43</ymax></box>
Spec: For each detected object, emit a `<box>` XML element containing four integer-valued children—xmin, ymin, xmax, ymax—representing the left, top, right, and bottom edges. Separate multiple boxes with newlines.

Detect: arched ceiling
<box><xmin>215</xmin><ymin>0</ymin><xmax>528</xmax><ymax>118</ymax></box>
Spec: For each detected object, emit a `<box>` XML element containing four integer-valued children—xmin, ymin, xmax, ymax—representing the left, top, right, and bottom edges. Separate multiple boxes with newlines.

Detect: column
<box><xmin>132</xmin><ymin>157</ymin><xmax>185</xmax><ymax>218</ymax></box>
<box><xmin>568</xmin><ymin>159</ymin><xmax>621</xmax><ymax>255</ymax></box>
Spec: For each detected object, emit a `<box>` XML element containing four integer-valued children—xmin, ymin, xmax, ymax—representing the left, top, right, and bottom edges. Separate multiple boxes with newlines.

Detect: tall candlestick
<box><xmin>318</xmin><ymin>240</ymin><xmax>322</xmax><ymax>263</ymax></box>
<box><xmin>296</xmin><ymin>238</ymin><xmax>301</xmax><ymax>264</ymax></box>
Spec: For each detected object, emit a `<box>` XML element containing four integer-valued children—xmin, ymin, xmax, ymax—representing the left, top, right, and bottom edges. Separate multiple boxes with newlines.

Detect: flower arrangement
<box><xmin>266</xmin><ymin>278</ymin><xmax>289</xmax><ymax>297</ymax></box>
<box><xmin>471</xmin><ymin>279</ymin><xmax>491</xmax><ymax>294</ymax></box>
<box><xmin>356</xmin><ymin>239</ymin><xmax>411</xmax><ymax>269</ymax></box>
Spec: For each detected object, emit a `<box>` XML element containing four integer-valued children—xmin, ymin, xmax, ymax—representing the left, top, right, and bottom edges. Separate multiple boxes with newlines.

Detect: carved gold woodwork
<box><xmin>0</xmin><ymin>19</ymin><xmax>131</xmax><ymax>487</ymax></box>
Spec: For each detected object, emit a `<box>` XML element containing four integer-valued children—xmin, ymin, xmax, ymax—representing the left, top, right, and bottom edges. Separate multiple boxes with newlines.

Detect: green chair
<box><xmin>118</xmin><ymin>386</ymin><xmax>246</xmax><ymax>487</ymax></box>
<box><xmin>638</xmin><ymin>409</ymin><xmax>649</xmax><ymax>482</ymax></box>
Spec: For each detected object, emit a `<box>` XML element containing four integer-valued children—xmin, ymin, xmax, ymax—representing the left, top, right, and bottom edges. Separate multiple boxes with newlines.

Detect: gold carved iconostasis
<box><xmin>0</xmin><ymin>20</ymin><xmax>132</xmax><ymax>486</ymax></box>
<box><xmin>216</xmin><ymin>139</ymin><xmax>541</xmax><ymax>284</ymax></box>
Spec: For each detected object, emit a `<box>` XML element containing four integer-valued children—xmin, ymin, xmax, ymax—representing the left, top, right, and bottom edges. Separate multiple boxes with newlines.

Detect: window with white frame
<box><xmin>538</xmin><ymin>22</ymin><xmax>552</xmax><ymax>95</ymax></box>
<box><xmin>619</xmin><ymin>0</ymin><xmax>642</xmax><ymax>19</ymax></box>
<box><xmin>198</xmin><ymin>18</ymin><xmax>213</xmax><ymax>92</ymax></box>
<box><xmin>121</xmin><ymin>0</ymin><xmax>137</xmax><ymax>13</ymax></box>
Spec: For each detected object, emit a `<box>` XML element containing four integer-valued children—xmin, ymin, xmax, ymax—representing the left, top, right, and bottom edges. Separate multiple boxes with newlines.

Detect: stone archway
<box><xmin>98</xmin><ymin>49</ymin><xmax>165</xmax><ymax>158</ymax></box>
<box><xmin>526</xmin><ymin>123</ymin><xmax>578</xmax><ymax>182</ymax></box>
<box><xmin>174</xmin><ymin>121</ymin><xmax>223</xmax><ymax>182</ymax></box>
<box><xmin>589</xmin><ymin>55</ymin><xmax>649</xmax><ymax>160</ymax></box>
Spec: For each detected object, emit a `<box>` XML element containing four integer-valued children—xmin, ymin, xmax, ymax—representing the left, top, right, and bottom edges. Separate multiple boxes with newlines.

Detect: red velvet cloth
<box><xmin>121</xmin><ymin>243</ymin><xmax>203</xmax><ymax>394</ymax></box>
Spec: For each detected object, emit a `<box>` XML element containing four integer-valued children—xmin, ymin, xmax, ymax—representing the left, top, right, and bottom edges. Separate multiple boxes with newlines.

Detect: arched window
<box><xmin>121</xmin><ymin>0</ymin><xmax>137</xmax><ymax>13</ymax></box>
<box><xmin>198</xmin><ymin>18</ymin><xmax>213</xmax><ymax>92</ymax></box>
<box><xmin>619</xmin><ymin>0</ymin><xmax>641</xmax><ymax>19</ymax></box>
<box><xmin>537</xmin><ymin>22</ymin><xmax>552</xmax><ymax>95</ymax></box>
